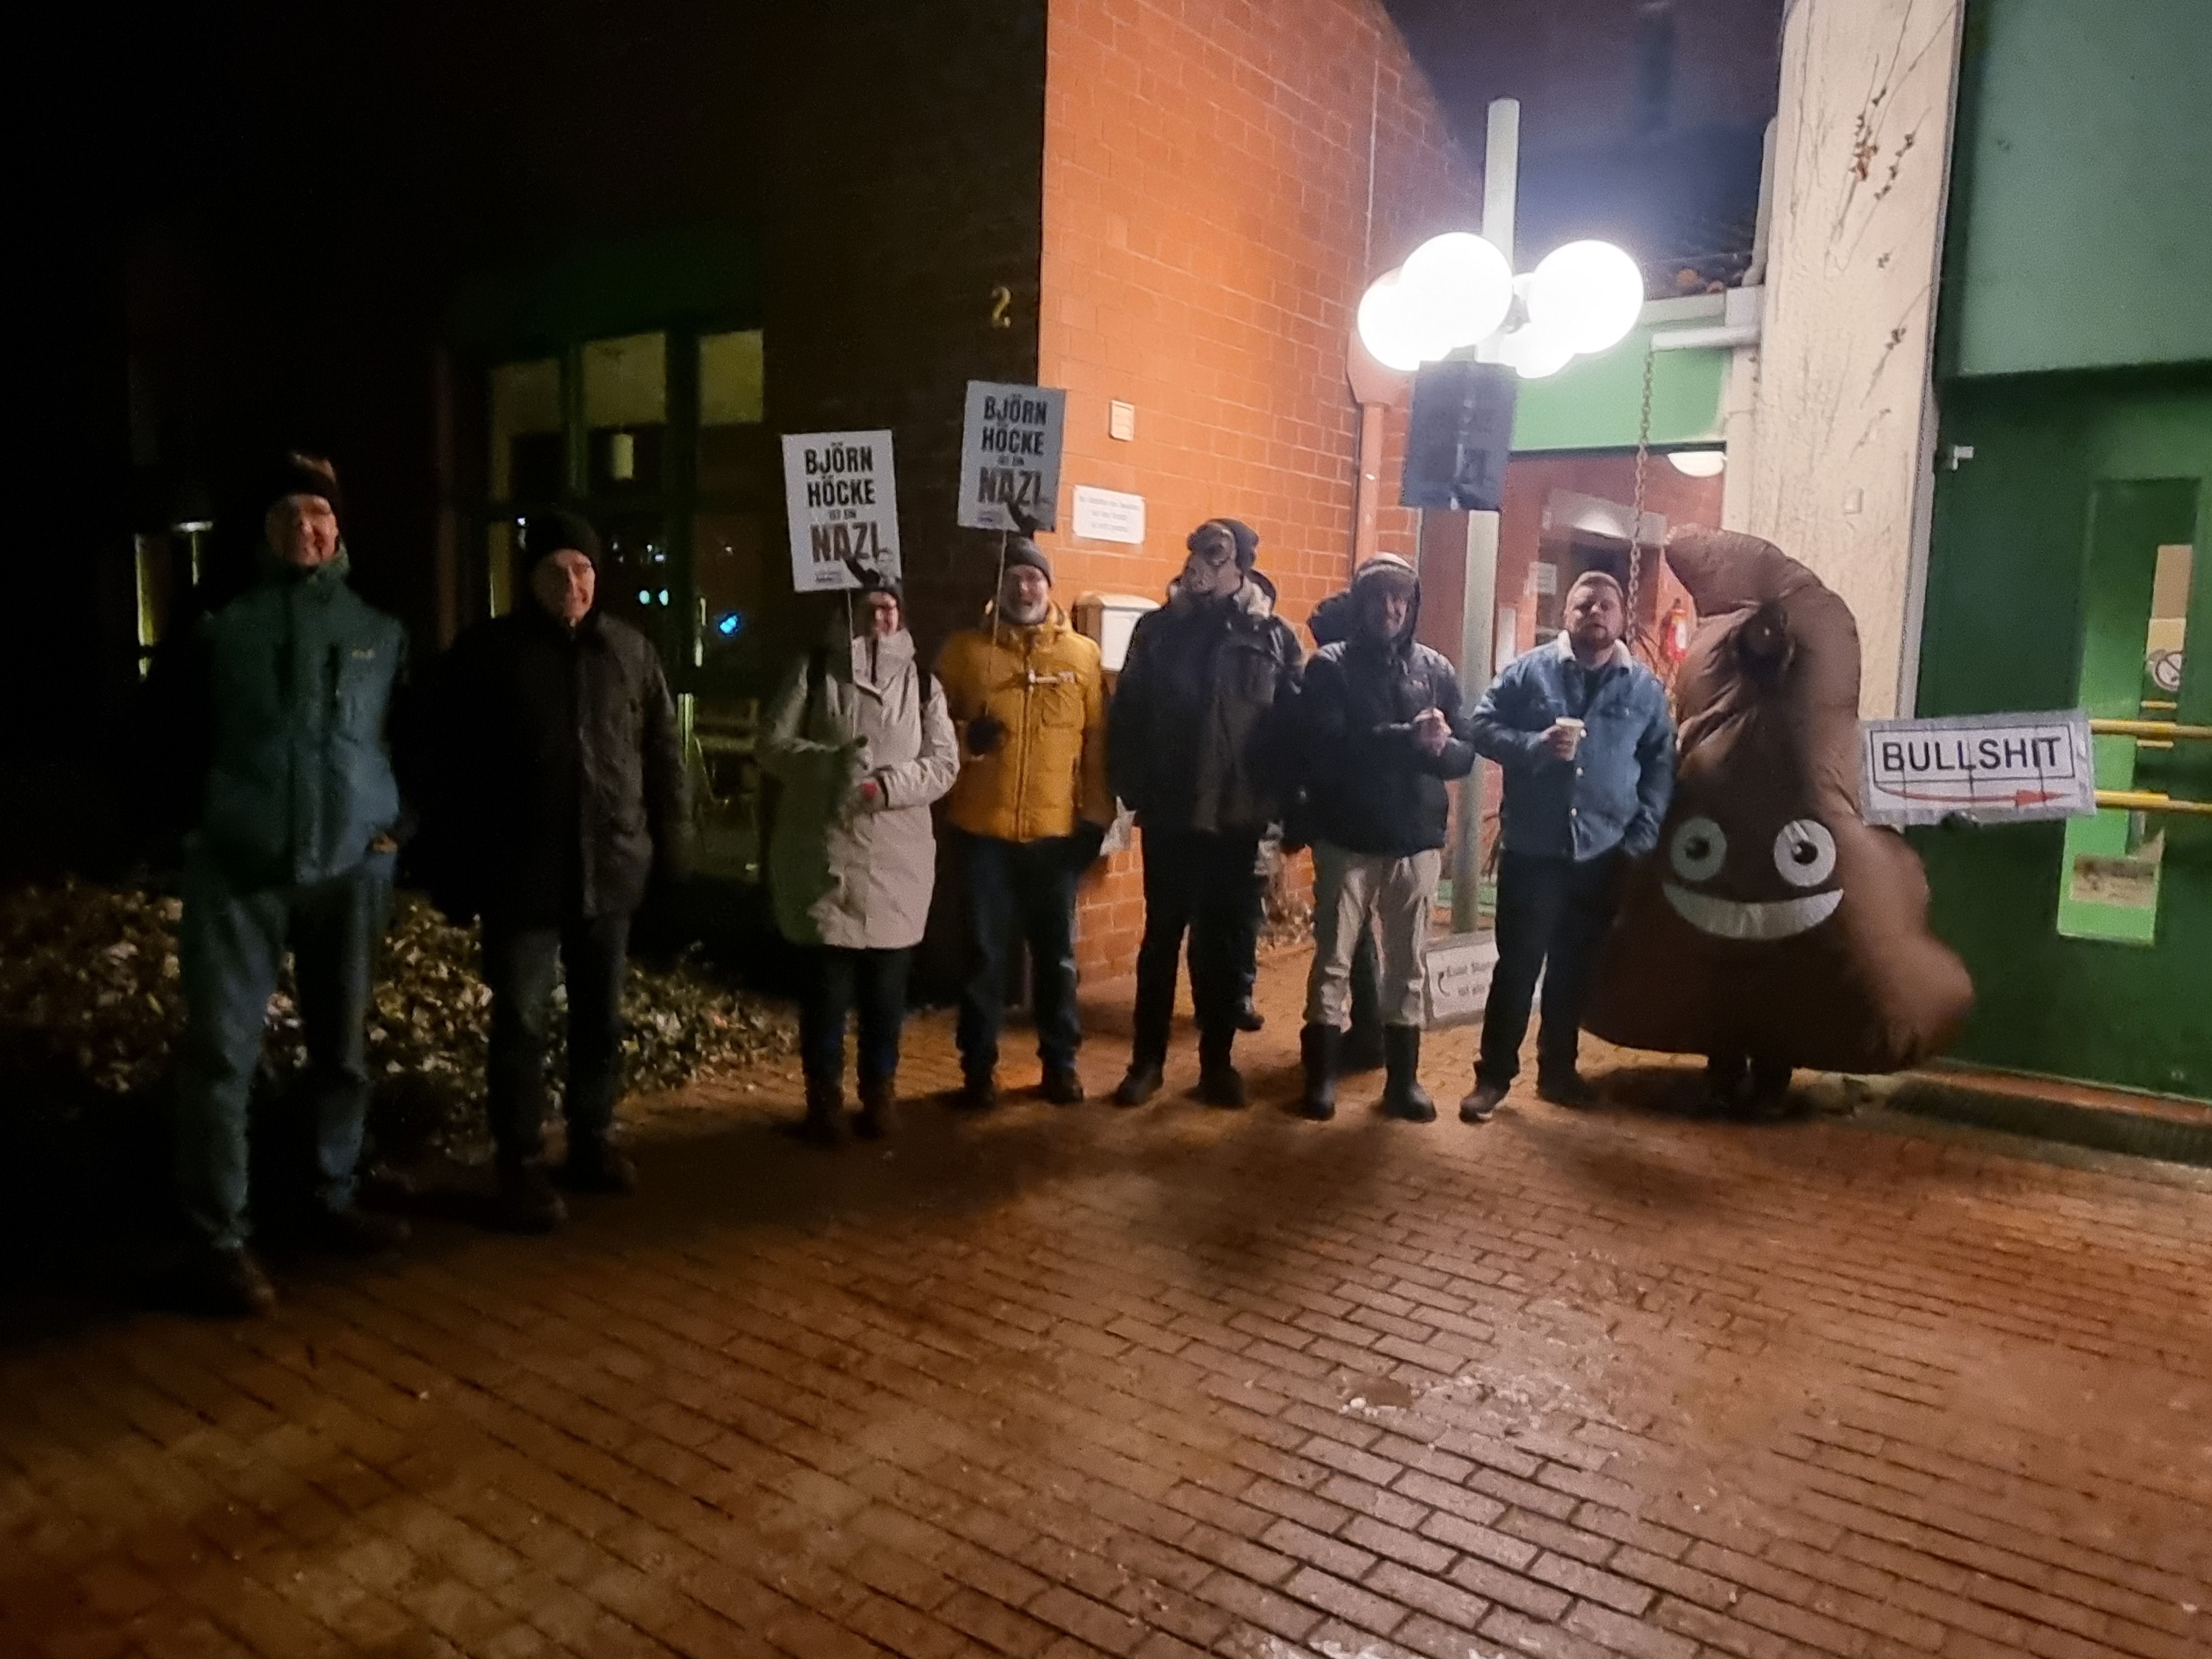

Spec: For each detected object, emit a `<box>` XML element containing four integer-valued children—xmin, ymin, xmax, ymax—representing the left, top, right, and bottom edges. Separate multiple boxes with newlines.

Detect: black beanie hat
<box><xmin>1188</xmin><ymin>517</ymin><xmax>1261</xmax><ymax>571</ymax></box>
<box><xmin>1003</xmin><ymin>538</ymin><xmax>1053</xmax><ymax>583</ymax></box>
<box><xmin>262</xmin><ymin>452</ymin><xmax>343</xmax><ymax>520</ymax></box>
<box><xmin>521</xmin><ymin>508</ymin><xmax>603</xmax><ymax>571</ymax></box>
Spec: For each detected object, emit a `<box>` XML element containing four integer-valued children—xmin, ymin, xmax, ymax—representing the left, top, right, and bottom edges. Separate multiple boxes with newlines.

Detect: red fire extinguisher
<box><xmin>1661</xmin><ymin>599</ymin><xmax>1692</xmax><ymax>665</ymax></box>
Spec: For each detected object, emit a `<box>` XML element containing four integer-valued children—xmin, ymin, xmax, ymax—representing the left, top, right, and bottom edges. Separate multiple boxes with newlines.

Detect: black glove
<box><xmin>1069</xmin><ymin>820</ymin><xmax>1108</xmax><ymax>870</ymax></box>
<box><xmin>967</xmin><ymin>714</ymin><xmax>1006</xmax><ymax>757</ymax></box>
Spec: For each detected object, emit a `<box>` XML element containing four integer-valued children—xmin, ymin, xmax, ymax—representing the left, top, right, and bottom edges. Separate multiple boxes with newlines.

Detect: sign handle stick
<box><xmin>991</xmin><ymin>529</ymin><xmax>1007</xmax><ymax>653</ymax></box>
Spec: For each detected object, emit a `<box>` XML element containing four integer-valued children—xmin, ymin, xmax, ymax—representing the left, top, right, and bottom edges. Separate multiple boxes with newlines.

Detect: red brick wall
<box><xmin>1035</xmin><ymin>0</ymin><xmax>1478</xmax><ymax>974</ymax></box>
<box><xmin>764</xmin><ymin>3</ymin><xmax>1049</xmax><ymax>668</ymax></box>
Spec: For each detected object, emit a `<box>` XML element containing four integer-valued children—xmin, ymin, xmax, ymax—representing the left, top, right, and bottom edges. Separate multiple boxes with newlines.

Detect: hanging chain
<box><xmin>1626</xmin><ymin>340</ymin><xmax>1656</xmax><ymax>659</ymax></box>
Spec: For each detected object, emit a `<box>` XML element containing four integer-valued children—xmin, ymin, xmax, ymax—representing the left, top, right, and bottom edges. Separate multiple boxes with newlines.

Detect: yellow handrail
<box><xmin>2095</xmin><ymin>789</ymin><xmax>2212</xmax><ymax>818</ymax></box>
<box><xmin>2089</xmin><ymin>718</ymin><xmax>2212</xmax><ymax>742</ymax></box>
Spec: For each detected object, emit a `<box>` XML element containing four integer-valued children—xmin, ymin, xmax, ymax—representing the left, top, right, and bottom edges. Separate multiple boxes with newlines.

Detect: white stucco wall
<box><xmin>1740</xmin><ymin>0</ymin><xmax>1965</xmax><ymax>716</ymax></box>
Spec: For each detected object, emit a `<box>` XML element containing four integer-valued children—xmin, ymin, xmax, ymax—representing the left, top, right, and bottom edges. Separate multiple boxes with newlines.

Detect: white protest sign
<box><xmin>957</xmin><ymin>381</ymin><xmax>1065</xmax><ymax>532</ymax></box>
<box><xmin>1072</xmin><ymin>485</ymin><xmax>1146</xmax><ymax>545</ymax></box>
<box><xmin>1425</xmin><ymin>932</ymin><xmax>1499</xmax><ymax>1028</ymax></box>
<box><xmin>781</xmin><ymin>430</ymin><xmax>901</xmax><ymax>592</ymax></box>
<box><xmin>1860</xmin><ymin>710</ymin><xmax>2096</xmax><ymax>826</ymax></box>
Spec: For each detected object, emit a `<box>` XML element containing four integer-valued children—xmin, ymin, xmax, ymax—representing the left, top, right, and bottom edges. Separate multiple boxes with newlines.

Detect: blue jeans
<box><xmin>482</xmin><ymin>913</ymin><xmax>630</xmax><ymax>1163</ymax></box>
<box><xmin>1476</xmin><ymin>849</ymin><xmax>1622</xmax><ymax>1087</ymax></box>
<box><xmin>174</xmin><ymin>846</ymin><xmax>393</xmax><ymax>1252</ymax></box>
<box><xmin>799</xmin><ymin>946</ymin><xmax>913</xmax><ymax>1088</ymax></box>
<box><xmin>956</xmin><ymin>832</ymin><xmax>1081</xmax><ymax>1077</ymax></box>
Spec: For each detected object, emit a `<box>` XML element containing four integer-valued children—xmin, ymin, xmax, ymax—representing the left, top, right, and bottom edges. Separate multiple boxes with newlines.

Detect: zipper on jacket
<box><xmin>1012</xmin><ymin>634</ymin><xmax>1036</xmax><ymax>840</ymax></box>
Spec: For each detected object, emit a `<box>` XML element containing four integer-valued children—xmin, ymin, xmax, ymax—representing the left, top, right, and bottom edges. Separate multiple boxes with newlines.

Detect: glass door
<box><xmin>688</xmin><ymin>329</ymin><xmax>773</xmax><ymax>882</ymax></box>
<box><xmin>2058</xmin><ymin>486</ymin><xmax>2198</xmax><ymax>944</ymax></box>
<box><xmin>472</xmin><ymin>323</ymin><xmax>776</xmax><ymax>884</ymax></box>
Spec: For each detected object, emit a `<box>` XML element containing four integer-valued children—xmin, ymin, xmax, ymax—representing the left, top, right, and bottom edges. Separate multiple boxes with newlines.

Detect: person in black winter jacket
<box><xmin>410</xmin><ymin>509</ymin><xmax>686</xmax><ymax>1231</ymax></box>
<box><xmin>1294</xmin><ymin>554</ymin><xmax>1475</xmax><ymax>1122</ymax></box>
<box><xmin>1300</xmin><ymin>588</ymin><xmax>1386</xmax><ymax>1075</ymax></box>
<box><xmin>1108</xmin><ymin>518</ymin><xmax>1302</xmax><ymax>1107</ymax></box>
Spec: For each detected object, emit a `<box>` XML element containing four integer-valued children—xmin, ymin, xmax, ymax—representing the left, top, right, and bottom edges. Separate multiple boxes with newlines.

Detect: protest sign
<box><xmin>1859</xmin><ymin>710</ymin><xmax>2095</xmax><ymax>826</ymax></box>
<box><xmin>957</xmin><ymin>382</ymin><xmax>1065</xmax><ymax>532</ymax></box>
<box><xmin>781</xmin><ymin>430</ymin><xmax>901</xmax><ymax>592</ymax></box>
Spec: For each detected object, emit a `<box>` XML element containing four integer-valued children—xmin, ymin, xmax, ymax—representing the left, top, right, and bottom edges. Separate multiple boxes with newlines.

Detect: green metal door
<box><xmin>1915</xmin><ymin>373</ymin><xmax>2212</xmax><ymax>1099</ymax></box>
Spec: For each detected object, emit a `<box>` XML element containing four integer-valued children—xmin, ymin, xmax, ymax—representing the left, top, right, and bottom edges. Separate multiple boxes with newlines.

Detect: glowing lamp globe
<box><xmin>1355</xmin><ymin>270</ymin><xmax>1438</xmax><ymax>373</ymax></box>
<box><xmin>1666</xmin><ymin>449</ymin><xmax>1726</xmax><ymax>477</ymax></box>
<box><xmin>1399</xmin><ymin>232</ymin><xmax>1514</xmax><ymax>351</ymax></box>
<box><xmin>1526</xmin><ymin>239</ymin><xmax>1645</xmax><ymax>355</ymax></box>
<box><xmin>1497</xmin><ymin>321</ymin><xmax>1577</xmax><ymax>380</ymax></box>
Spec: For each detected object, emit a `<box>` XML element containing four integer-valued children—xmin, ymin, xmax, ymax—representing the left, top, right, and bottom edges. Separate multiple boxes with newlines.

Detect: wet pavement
<box><xmin>3</xmin><ymin>953</ymin><xmax>2208</xmax><ymax>1659</ymax></box>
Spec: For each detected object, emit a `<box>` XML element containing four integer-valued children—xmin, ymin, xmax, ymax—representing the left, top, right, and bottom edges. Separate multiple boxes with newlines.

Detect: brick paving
<box><xmin>3</xmin><ymin>953</ymin><xmax>2208</xmax><ymax>1659</ymax></box>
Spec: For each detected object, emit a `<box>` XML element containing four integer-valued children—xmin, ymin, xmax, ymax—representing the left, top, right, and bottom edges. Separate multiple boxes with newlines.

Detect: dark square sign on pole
<box><xmin>1401</xmin><ymin>358</ymin><xmax>1518</xmax><ymax>511</ymax></box>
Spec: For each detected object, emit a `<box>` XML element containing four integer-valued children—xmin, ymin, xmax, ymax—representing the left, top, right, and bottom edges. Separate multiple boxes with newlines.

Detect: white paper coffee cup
<box><xmin>1555</xmin><ymin>716</ymin><xmax>1586</xmax><ymax>757</ymax></box>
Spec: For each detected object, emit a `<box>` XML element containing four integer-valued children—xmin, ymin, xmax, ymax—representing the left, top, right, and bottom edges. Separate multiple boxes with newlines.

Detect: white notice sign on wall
<box><xmin>1859</xmin><ymin>710</ymin><xmax>2096</xmax><ymax>826</ymax></box>
<box><xmin>957</xmin><ymin>381</ymin><xmax>1066</xmax><ymax>532</ymax></box>
<box><xmin>1072</xmin><ymin>486</ymin><xmax>1146</xmax><ymax>545</ymax></box>
<box><xmin>781</xmin><ymin>431</ymin><xmax>901</xmax><ymax>592</ymax></box>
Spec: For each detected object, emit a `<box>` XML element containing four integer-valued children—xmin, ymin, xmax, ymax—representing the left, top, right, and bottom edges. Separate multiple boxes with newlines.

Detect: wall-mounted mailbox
<box><xmin>1070</xmin><ymin>592</ymin><xmax>1158</xmax><ymax>673</ymax></box>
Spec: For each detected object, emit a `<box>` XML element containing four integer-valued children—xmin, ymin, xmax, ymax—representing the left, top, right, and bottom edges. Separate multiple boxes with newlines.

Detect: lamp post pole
<box><xmin>1451</xmin><ymin>98</ymin><xmax>1517</xmax><ymax>935</ymax></box>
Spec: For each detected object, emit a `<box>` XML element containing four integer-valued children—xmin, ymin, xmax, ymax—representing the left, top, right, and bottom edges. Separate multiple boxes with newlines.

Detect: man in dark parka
<box><xmin>1108</xmin><ymin>518</ymin><xmax>1302</xmax><ymax>1107</ymax></box>
<box><xmin>414</xmin><ymin>509</ymin><xmax>686</xmax><ymax>1230</ymax></box>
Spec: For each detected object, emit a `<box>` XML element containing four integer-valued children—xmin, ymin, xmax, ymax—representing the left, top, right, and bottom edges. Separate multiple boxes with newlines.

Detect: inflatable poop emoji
<box><xmin>1584</xmin><ymin>528</ymin><xmax>1972</xmax><ymax>1105</ymax></box>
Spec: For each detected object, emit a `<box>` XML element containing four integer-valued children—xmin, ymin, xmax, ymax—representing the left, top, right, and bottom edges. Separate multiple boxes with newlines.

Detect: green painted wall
<box><xmin>1510</xmin><ymin>297</ymin><xmax>1729</xmax><ymax>453</ymax></box>
<box><xmin>1944</xmin><ymin>0</ymin><xmax>2212</xmax><ymax>378</ymax></box>
<box><xmin>1914</xmin><ymin>373</ymin><xmax>2212</xmax><ymax>1098</ymax></box>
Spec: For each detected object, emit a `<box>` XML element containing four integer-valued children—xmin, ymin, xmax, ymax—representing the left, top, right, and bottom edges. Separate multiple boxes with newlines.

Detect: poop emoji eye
<box><xmin>1668</xmin><ymin>816</ymin><xmax>1728</xmax><ymax>883</ymax></box>
<box><xmin>1772</xmin><ymin>819</ymin><xmax>1837</xmax><ymax>888</ymax></box>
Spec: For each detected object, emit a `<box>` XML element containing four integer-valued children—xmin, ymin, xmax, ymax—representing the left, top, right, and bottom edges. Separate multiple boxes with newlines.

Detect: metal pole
<box><xmin>1453</xmin><ymin>98</ymin><xmax>1517</xmax><ymax>935</ymax></box>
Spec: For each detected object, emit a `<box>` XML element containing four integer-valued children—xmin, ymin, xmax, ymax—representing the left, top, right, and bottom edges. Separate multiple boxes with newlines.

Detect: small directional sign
<box><xmin>1859</xmin><ymin>710</ymin><xmax>2096</xmax><ymax>826</ymax></box>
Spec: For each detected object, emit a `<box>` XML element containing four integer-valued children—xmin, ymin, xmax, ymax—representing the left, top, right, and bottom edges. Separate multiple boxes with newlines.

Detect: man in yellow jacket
<box><xmin>935</xmin><ymin>539</ymin><xmax>1113</xmax><ymax>1108</ymax></box>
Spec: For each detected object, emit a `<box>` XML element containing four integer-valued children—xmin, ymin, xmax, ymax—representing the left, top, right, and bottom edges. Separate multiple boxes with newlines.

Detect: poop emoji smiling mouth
<box><xmin>1660</xmin><ymin>814</ymin><xmax>1842</xmax><ymax>941</ymax></box>
<box><xmin>1662</xmin><ymin>883</ymin><xmax>1841</xmax><ymax>940</ymax></box>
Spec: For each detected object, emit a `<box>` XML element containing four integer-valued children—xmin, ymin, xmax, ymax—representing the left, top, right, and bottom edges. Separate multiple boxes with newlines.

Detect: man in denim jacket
<box><xmin>1463</xmin><ymin>571</ymin><xmax>1674</xmax><ymax>1120</ymax></box>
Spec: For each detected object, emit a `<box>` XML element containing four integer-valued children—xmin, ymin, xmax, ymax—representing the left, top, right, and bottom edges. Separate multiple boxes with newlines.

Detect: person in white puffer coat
<box><xmin>761</xmin><ymin>573</ymin><xmax>958</xmax><ymax>1142</ymax></box>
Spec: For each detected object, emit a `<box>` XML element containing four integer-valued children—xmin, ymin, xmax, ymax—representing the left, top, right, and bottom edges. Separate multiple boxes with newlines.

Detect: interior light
<box><xmin>1667</xmin><ymin>449</ymin><xmax>1726</xmax><ymax>477</ymax></box>
<box><xmin>716</xmin><ymin>613</ymin><xmax>741</xmax><ymax>637</ymax></box>
<box><xmin>658</xmin><ymin>590</ymin><xmax>670</xmax><ymax>606</ymax></box>
<box><xmin>637</xmin><ymin>589</ymin><xmax>652</xmax><ymax>605</ymax></box>
<box><xmin>1526</xmin><ymin>240</ymin><xmax>1646</xmax><ymax>355</ymax></box>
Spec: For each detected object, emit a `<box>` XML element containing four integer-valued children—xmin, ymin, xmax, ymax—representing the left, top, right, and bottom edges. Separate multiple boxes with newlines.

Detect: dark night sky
<box><xmin>1379</xmin><ymin>0</ymin><xmax>1786</xmax><ymax>271</ymax></box>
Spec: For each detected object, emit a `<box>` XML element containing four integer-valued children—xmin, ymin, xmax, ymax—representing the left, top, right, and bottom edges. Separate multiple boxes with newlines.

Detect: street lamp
<box><xmin>1355</xmin><ymin>230</ymin><xmax>1644</xmax><ymax>379</ymax></box>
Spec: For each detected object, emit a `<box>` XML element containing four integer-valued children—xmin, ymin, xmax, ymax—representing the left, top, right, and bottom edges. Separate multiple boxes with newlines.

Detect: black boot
<box><xmin>855</xmin><ymin>1075</ymin><xmax>894</xmax><ymax>1139</ymax></box>
<box><xmin>560</xmin><ymin>1132</ymin><xmax>637</xmax><ymax>1192</ymax></box>
<box><xmin>796</xmin><ymin>1076</ymin><xmax>844</xmax><ymax>1146</ymax></box>
<box><xmin>1194</xmin><ymin>1031</ymin><xmax>1245</xmax><ymax>1108</ymax></box>
<box><xmin>1298</xmin><ymin>1024</ymin><xmax>1340</xmax><ymax>1121</ymax></box>
<box><xmin>176</xmin><ymin>1245</ymin><xmax>278</xmax><ymax>1317</ymax></box>
<box><xmin>1112</xmin><ymin>1059</ymin><xmax>1164</xmax><ymax>1107</ymax></box>
<box><xmin>495</xmin><ymin>1159</ymin><xmax>567</xmax><ymax>1232</ymax></box>
<box><xmin>1381</xmin><ymin>1025</ymin><xmax>1435</xmax><ymax>1122</ymax></box>
<box><xmin>950</xmin><ymin>1069</ymin><xmax>998</xmax><ymax>1112</ymax></box>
